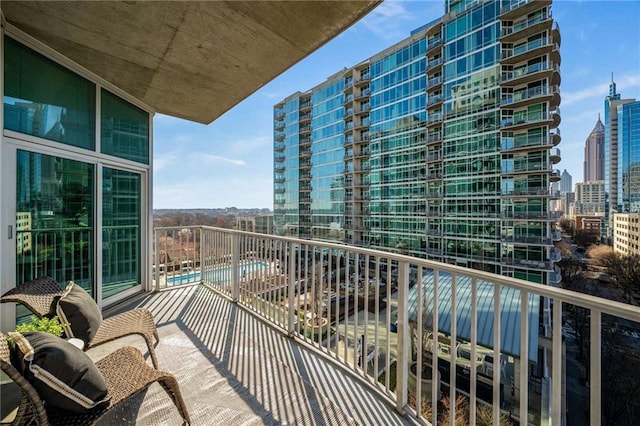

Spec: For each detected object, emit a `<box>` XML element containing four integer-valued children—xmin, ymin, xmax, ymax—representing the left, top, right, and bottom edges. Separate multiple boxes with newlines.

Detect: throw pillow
<box><xmin>56</xmin><ymin>281</ymin><xmax>102</xmax><ymax>346</ymax></box>
<box><xmin>9</xmin><ymin>331</ymin><xmax>110</xmax><ymax>413</ymax></box>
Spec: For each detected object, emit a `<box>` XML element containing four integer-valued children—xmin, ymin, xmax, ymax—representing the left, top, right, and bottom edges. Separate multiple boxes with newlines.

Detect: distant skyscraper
<box><xmin>583</xmin><ymin>116</ymin><xmax>605</xmax><ymax>182</ymax></box>
<box><xmin>604</xmin><ymin>76</ymin><xmax>635</xmax><ymax>237</ymax></box>
<box><xmin>560</xmin><ymin>169</ymin><xmax>572</xmax><ymax>194</ymax></box>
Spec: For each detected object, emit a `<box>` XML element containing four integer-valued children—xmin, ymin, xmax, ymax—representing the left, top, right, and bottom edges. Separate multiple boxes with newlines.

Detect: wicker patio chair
<box><xmin>0</xmin><ymin>333</ymin><xmax>191</xmax><ymax>425</ymax></box>
<box><xmin>0</xmin><ymin>276</ymin><xmax>160</xmax><ymax>368</ymax></box>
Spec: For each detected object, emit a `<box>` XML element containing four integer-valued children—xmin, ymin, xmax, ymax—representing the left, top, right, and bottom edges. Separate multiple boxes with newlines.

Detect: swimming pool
<box><xmin>166</xmin><ymin>261</ymin><xmax>269</xmax><ymax>286</ymax></box>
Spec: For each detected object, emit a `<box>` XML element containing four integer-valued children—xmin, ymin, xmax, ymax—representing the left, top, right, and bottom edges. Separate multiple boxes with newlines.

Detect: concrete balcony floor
<box><xmin>90</xmin><ymin>284</ymin><xmax>415</xmax><ymax>425</ymax></box>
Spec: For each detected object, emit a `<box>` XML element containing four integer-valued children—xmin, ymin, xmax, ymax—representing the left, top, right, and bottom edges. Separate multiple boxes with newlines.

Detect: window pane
<box><xmin>16</xmin><ymin>150</ymin><xmax>94</xmax><ymax>294</ymax></box>
<box><xmin>101</xmin><ymin>89</ymin><xmax>149</xmax><ymax>164</ymax></box>
<box><xmin>102</xmin><ymin>167</ymin><xmax>141</xmax><ymax>299</ymax></box>
<box><xmin>4</xmin><ymin>37</ymin><xmax>95</xmax><ymax>149</ymax></box>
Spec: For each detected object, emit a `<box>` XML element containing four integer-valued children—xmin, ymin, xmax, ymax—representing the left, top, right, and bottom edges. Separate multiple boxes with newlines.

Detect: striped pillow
<box><xmin>9</xmin><ymin>331</ymin><xmax>110</xmax><ymax>413</ymax></box>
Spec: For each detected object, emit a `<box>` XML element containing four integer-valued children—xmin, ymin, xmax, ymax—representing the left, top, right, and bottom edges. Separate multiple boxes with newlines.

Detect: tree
<box><xmin>558</xmin><ymin>217</ymin><xmax>575</xmax><ymax>237</ymax></box>
<box><xmin>573</xmin><ymin>229</ymin><xmax>598</xmax><ymax>248</ymax></box>
<box><xmin>586</xmin><ymin>244</ymin><xmax>616</xmax><ymax>269</ymax></box>
<box><xmin>607</xmin><ymin>255</ymin><xmax>640</xmax><ymax>304</ymax></box>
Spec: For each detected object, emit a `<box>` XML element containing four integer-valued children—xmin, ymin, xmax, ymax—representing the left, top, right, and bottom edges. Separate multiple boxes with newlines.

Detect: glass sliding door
<box><xmin>16</xmin><ymin>150</ymin><xmax>94</xmax><ymax>295</ymax></box>
<box><xmin>102</xmin><ymin>167</ymin><xmax>141</xmax><ymax>299</ymax></box>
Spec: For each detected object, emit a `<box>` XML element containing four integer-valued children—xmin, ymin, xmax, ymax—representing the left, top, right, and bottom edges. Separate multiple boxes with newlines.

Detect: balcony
<box><xmin>426</xmin><ymin>57</ymin><xmax>443</xmax><ymax>72</ymax></box>
<box><xmin>427</xmin><ymin>36</ymin><xmax>442</xmax><ymax>53</ymax></box>
<box><xmin>549</xmin><ymin>246</ymin><xmax>562</xmax><ymax>262</ymax></box>
<box><xmin>501</xmin><ymin>37</ymin><xmax>556</xmax><ymax>65</ymax></box>
<box><xmin>427</xmin><ymin>76</ymin><xmax>443</xmax><ymax>90</ymax></box>
<box><xmin>274</xmin><ymin>142</ymin><xmax>285</xmax><ymax>152</ymax></box>
<box><xmin>500</xmin><ymin>112</ymin><xmax>553</xmax><ymax>130</ymax></box>
<box><xmin>500</xmin><ymin>85</ymin><xmax>560</xmax><ymax>109</ymax></box>
<box><xmin>501</xmin><ymin>133</ymin><xmax>550</xmax><ymax>151</ymax></box>
<box><xmin>501</xmin><ymin>62</ymin><xmax>560</xmax><ymax>87</ymax></box>
<box><xmin>275</xmin><ymin>122</ymin><xmax>285</xmax><ymax>132</ymax></box>
<box><xmin>550</xmin><ymin>147</ymin><xmax>561</xmax><ymax>164</ymax></box>
<box><xmin>274</xmin><ymin>154</ymin><xmax>285</xmax><ymax>163</ymax></box>
<box><xmin>550</xmin><ymin>169</ymin><xmax>561</xmax><ymax>182</ymax></box>
<box><xmin>501</xmin><ymin>9</ymin><xmax>552</xmax><ymax>42</ymax></box>
<box><xmin>148</xmin><ymin>226</ymin><xmax>640</xmax><ymax>426</ymax></box>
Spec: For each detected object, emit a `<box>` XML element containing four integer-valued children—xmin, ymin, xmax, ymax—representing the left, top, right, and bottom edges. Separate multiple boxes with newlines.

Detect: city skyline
<box><xmin>153</xmin><ymin>0</ymin><xmax>640</xmax><ymax>209</ymax></box>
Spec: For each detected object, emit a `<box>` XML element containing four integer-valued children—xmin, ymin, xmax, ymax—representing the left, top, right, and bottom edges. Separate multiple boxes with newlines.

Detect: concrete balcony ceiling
<box><xmin>2</xmin><ymin>1</ymin><xmax>380</xmax><ymax>124</ymax></box>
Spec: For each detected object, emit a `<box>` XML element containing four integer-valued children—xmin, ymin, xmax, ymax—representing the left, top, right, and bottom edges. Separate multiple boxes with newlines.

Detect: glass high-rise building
<box><xmin>274</xmin><ymin>0</ymin><xmax>561</xmax><ymax>285</ymax></box>
<box><xmin>617</xmin><ymin>100</ymin><xmax>640</xmax><ymax>213</ymax></box>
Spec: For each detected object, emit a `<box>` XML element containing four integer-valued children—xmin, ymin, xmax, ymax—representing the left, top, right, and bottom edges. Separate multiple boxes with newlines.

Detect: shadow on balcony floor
<box><xmin>89</xmin><ymin>285</ymin><xmax>416</xmax><ymax>425</ymax></box>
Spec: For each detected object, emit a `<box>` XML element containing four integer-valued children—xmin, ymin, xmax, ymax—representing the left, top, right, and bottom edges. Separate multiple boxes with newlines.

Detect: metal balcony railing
<box><xmin>153</xmin><ymin>226</ymin><xmax>640</xmax><ymax>426</ymax></box>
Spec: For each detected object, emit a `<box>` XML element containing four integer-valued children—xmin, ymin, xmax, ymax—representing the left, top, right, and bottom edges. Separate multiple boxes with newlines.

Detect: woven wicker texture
<box><xmin>1</xmin><ymin>277</ymin><xmax>160</xmax><ymax>368</ymax></box>
<box><xmin>1</xmin><ymin>333</ymin><xmax>191</xmax><ymax>425</ymax></box>
<box><xmin>0</xmin><ymin>276</ymin><xmax>63</xmax><ymax>318</ymax></box>
<box><xmin>1</xmin><ymin>333</ymin><xmax>49</xmax><ymax>425</ymax></box>
<box><xmin>47</xmin><ymin>346</ymin><xmax>191</xmax><ymax>425</ymax></box>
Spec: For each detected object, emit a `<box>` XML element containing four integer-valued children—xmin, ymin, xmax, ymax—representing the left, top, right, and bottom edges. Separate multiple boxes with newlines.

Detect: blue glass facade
<box><xmin>617</xmin><ymin>101</ymin><xmax>640</xmax><ymax>213</ymax></box>
<box><xmin>274</xmin><ymin>0</ymin><xmax>561</xmax><ymax>285</ymax></box>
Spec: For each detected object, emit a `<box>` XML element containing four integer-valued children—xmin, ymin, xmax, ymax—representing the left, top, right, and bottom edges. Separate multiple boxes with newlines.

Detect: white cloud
<box><xmin>361</xmin><ymin>1</ymin><xmax>414</xmax><ymax>40</ymax></box>
<box><xmin>562</xmin><ymin>73</ymin><xmax>640</xmax><ymax>106</ymax></box>
<box><xmin>198</xmin><ymin>153</ymin><xmax>246</xmax><ymax>166</ymax></box>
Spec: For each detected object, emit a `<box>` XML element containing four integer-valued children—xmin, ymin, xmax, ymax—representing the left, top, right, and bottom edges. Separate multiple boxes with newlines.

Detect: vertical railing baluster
<box><xmin>590</xmin><ymin>309</ymin><xmax>601</xmax><ymax>425</ymax></box>
<box><xmin>432</xmin><ymin>269</ymin><xmax>439</xmax><ymax>425</ymax></box>
<box><xmin>493</xmin><ymin>282</ymin><xmax>501</xmax><ymax>425</ymax></box>
<box><xmin>395</xmin><ymin>258</ymin><xmax>410</xmax><ymax>415</ymax></box>
<box><xmin>552</xmin><ymin>298</ymin><xmax>562</xmax><ymax>426</ymax></box>
<box><xmin>450</xmin><ymin>272</ymin><xmax>457</xmax><ymax>426</ymax></box>
<box><xmin>288</xmin><ymin>242</ymin><xmax>296</xmax><ymax>334</ymax></box>
<box><xmin>470</xmin><ymin>277</ymin><xmax>478</xmax><ymax>424</ymax></box>
<box><xmin>520</xmin><ymin>290</ymin><xmax>529</xmax><ymax>424</ymax></box>
<box><xmin>231</xmin><ymin>233</ymin><xmax>239</xmax><ymax>302</ymax></box>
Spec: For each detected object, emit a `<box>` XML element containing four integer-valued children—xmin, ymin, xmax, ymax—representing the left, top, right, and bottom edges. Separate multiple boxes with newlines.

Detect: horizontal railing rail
<box><xmin>153</xmin><ymin>226</ymin><xmax>640</xmax><ymax>426</ymax></box>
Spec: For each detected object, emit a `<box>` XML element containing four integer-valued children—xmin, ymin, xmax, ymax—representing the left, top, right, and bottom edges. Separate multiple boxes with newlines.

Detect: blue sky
<box><xmin>153</xmin><ymin>0</ymin><xmax>640</xmax><ymax>209</ymax></box>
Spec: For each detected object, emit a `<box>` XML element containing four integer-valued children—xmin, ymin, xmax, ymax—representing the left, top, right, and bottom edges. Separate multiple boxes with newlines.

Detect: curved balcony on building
<box><xmin>427</xmin><ymin>36</ymin><xmax>442</xmax><ymax>54</ymax></box>
<box><xmin>549</xmin><ymin>147</ymin><xmax>561</xmax><ymax>164</ymax></box>
<box><xmin>551</xmin><ymin>107</ymin><xmax>561</xmax><ymax>127</ymax></box>
<box><xmin>501</xmin><ymin>7</ymin><xmax>553</xmax><ymax>43</ymax></box>
<box><xmin>427</xmin><ymin>151</ymin><xmax>441</xmax><ymax>163</ymax></box>
<box><xmin>550</xmin><ymin>169</ymin><xmax>561</xmax><ymax>182</ymax></box>
<box><xmin>550</xmin><ymin>128</ymin><xmax>561</xmax><ymax>146</ymax></box>
<box><xmin>427</xmin><ymin>130</ymin><xmax>443</xmax><ymax>144</ymax></box>
<box><xmin>300</xmin><ymin>136</ymin><xmax>312</xmax><ymax>146</ymax></box>
<box><xmin>501</xmin><ymin>132</ymin><xmax>551</xmax><ymax>152</ymax></box>
<box><xmin>501</xmin><ymin>188</ymin><xmax>554</xmax><ymax>197</ymax></box>
<box><xmin>549</xmin><ymin>246</ymin><xmax>562</xmax><ymax>262</ymax></box>
<box><xmin>275</xmin><ymin>112</ymin><xmax>285</xmax><ymax>121</ymax></box>
<box><xmin>274</xmin><ymin>187</ymin><xmax>285</xmax><ymax>194</ymax></box>
<box><xmin>500</xmin><ymin>85</ymin><xmax>559</xmax><ymax>109</ymax></box>
<box><xmin>274</xmin><ymin>154</ymin><xmax>285</xmax><ymax>163</ymax></box>
<box><xmin>501</xmin><ymin>257</ymin><xmax>553</xmax><ymax>271</ymax></box>
<box><xmin>300</xmin><ymin>147</ymin><xmax>311</xmax><ymax>158</ymax></box>
<box><xmin>354</xmin><ymin>88</ymin><xmax>370</xmax><ymax>101</ymax></box>
<box><xmin>274</xmin><ymin>176</ymin><xmax>285</xmax><ymax>184</ymax></box>
<box><xmin>501</xmin><ymin>36</ymin><xmax>556</xmax><ymax>65</ymax></box>
<box><xmin>427</xmin><ymin>75</ymin><xmax>443</xmax><ymax>90</ymax></box>
<box><xmin>426</xmin><ymin>55</ymin><xmax>442</xmax><ymax>71</ymax></box>
<box><xmin>275</xmin><ymin>133</ymin><xmax>285</xmax><ymax>142</ymax></box>
<box><xmin>354</xmin><ymin>74</ymin><xmax>370</xmax><ymax>86</ymax></box>
<box><xmin>299</xmin><ymin>160</ymin><xmax>312</xmax><ymax>170</ymax></box>
<box><xmin>344</xmin><ymin>122</ymin><xmax>354</xmax><ymax>133</ymax></box>
<box><xmin>355</xmin><ymin>105</ymin><xmax>370</xmax><ymax>116</ymax></box>
<box><xmin>427</xmin><ymin>112</ymin><xmax>443</xmax><ymax>127</ymax></box>
<box><xmin>299</xmin><ymin>112</ymin><xmax>312</xmax><ymax>123</ymax></box>
<box><xmin>500</xmin><ymin>112</ymin><xmax>553</xmax><ymax>131</ymax></box>
<box><xmin>501</xmin><ymin>0</ymin><xmax>551</xmax><ymax>19</ymax></box>
<box><xmin>275</xmin><ymin>122</ymin><xmax>285</xmax><ymax>132</ymax></box>
<box><xmin>300</xmin><ymin>124</ymin><xmax>312</xmax><ymax>135</ymax></box>
<box><xmin>274</xmin><ymin>142</ymin><xmax>285</xmax><ymax>152</ymax></box>
<box><xmin>502</xmin><ymin>162</ymin><xmax>551</xmax><ymax>177</ymax></box>
<box><xmin>501</xmin><ymin>235</ymin><xmax>552</xmax><ymax>245</ymax></box>
<box><xmin>427</xmin><ymin>93</ymin><xmax>443</xmax><ymax>109</ymax></box>
<box><xmin>299</xmin><ymin>99</ymin><xmax>312</xmax><ymax>111</ymax></box>
<box><xmin>274</xmin><ymin>165</ymin><xmax>285</xmax><ymax>173</ymax></box>
<box><xmin>551</xmin><ymin>228</ymin><xmax>561</xmax><ymax>242</ymax></box>
<box><xmin>549</xmin><ymin>265</ymin><xmax>562</xmax><ymax>286</ymax></box>
<box><xmin>500</xmin><ymin>62</ymin><xmax>560</xmax><ymax>88</ymax></box>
